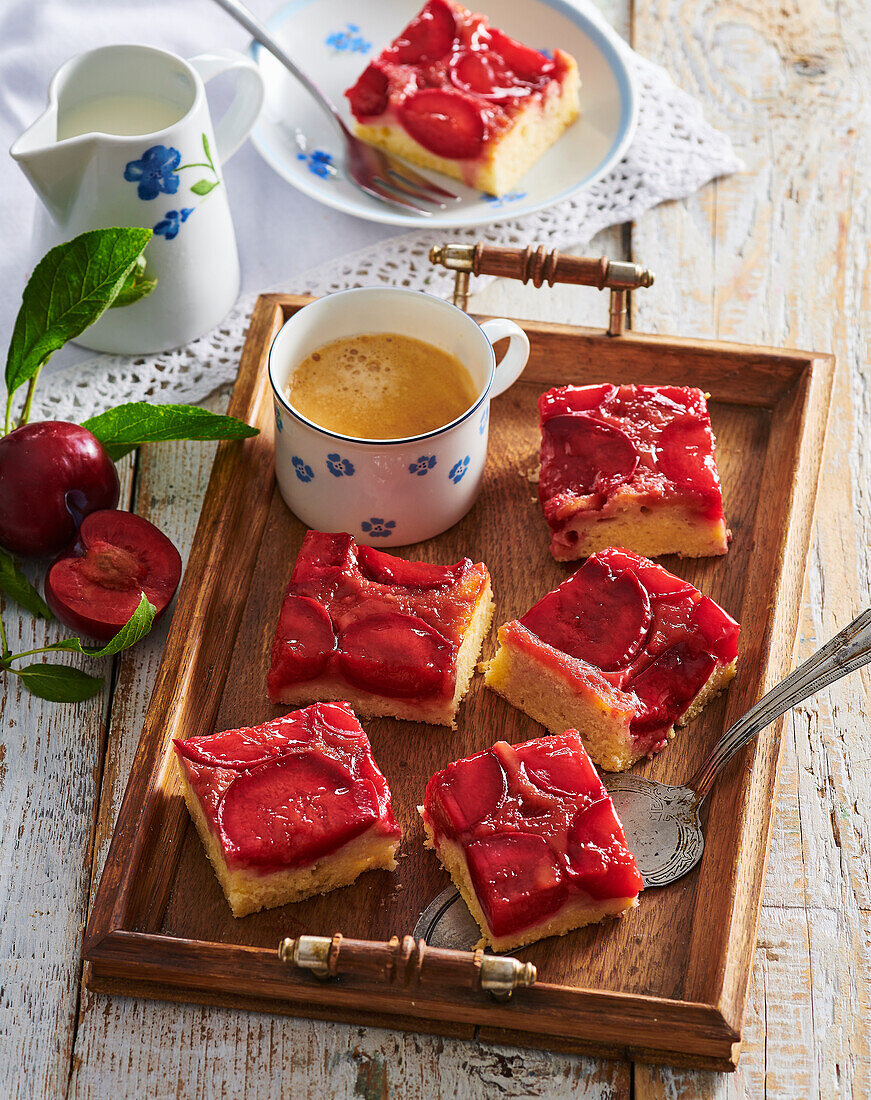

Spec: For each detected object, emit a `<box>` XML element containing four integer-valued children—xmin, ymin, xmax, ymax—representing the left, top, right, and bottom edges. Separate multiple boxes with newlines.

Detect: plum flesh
<box><xmin>44</xmin><ymin>509</ymin><xmax>182</xmax><ymax>640</ymax></box>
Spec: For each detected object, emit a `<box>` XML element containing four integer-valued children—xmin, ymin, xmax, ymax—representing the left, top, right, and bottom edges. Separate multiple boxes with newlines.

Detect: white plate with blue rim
<box><xmin>249</xmin><ymin>0</ymin><xmax>638</xmax><ymax>228</ymax></box>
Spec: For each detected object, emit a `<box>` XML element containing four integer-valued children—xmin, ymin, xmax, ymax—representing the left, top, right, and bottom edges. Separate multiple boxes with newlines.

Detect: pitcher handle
<box><xmin>189</xmin><ymin>48</ymin><xmax>264</xmax><ymax>165</ymax></box>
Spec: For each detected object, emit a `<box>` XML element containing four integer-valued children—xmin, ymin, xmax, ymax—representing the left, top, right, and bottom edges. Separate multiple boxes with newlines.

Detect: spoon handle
<box><xmin>209</xmin><ymin>0</ymin><xmax>348</xmax><ymax>134</ymax></box>
<box><xmin>689</xmin><ymin>607</ymin><xmax>871</xmax><ymax>800</ymax></box>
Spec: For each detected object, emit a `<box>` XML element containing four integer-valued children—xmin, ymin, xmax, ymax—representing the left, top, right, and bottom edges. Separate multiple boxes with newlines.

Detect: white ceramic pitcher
<box><xmin>11</xmin><ymin>44</ymin><xmax>264</xmax><ymax>354</ymax></box>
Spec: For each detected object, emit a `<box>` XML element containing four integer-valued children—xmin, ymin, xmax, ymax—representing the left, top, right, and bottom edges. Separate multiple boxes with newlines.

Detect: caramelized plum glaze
<box><xmin>267</xmin><ymin>532</ymin><xmax>489</xmax><ymax>705</ymax></box>
<box><xmin>515</xmin><ymin>547</ymin><xmax>740</xmax><ymax>756</ymax></box>
<box><xmin>346</xmin><ymin>0</ymin><xmax>571</xmax><ymax>163</ymax></box>
<box><xmin>539</xmin><ymin>383</ymin><xmax>728</xmax><ymax>534</ymax></box>
<box><xmin>174</xmin><ymin>702</ymin><xmax>400</xmax><ymax>873</ymax></box>
<box><xmin>423</xmin><ymin>733</ymin><xmax>642</xmax><ymax>939</ymax></box>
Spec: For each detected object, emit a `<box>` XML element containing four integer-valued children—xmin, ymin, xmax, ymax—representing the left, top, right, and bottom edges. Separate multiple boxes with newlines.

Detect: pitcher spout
<box><xmin>11</xmin><ymin>105</ymin><xmax>96</xmax><ymax>224</ymax></box>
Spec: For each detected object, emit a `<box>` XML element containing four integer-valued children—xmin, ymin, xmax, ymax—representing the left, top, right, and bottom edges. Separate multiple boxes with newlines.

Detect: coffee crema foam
<box><xmin>286</xmin><ymin>333</ymin><xmax>479</xmax><ymax>439</ymax></box>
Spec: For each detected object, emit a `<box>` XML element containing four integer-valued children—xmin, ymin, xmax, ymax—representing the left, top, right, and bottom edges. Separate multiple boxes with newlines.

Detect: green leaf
<box><xmin>82</xmin><ymin>401</ymin><xmax>258</xmax><ymax>461</ymax></box>
<box><xmin>110</xmin><ymin>255</ymin><xmax>158</xmax><ymax>309</ymax></box>
<box><xmin>15</xmin><ymin>663</ymin><xmax>104</xmax><ymax>702</ymax></box>
<box><xmin>190</xmin><ymin>179</ymin><xmax>218</xmax><ymax>196</ymax></box>
<box><xmin>202</xmin><ymin>133</ymin><xmax>212</xmax><ymax>163</ymax></box>
<box><xmin>38</xmin><ymin>593</ymin><xmax>156</xmax><ymax>658</ymax></box>
<box><xmin>0</xmin><ymin>549</ymin><xmax>53</xmax><ymax>619</ymax></box>
<box><xmin>5</xmin><ymin>227</ymin><xmax>152</xmax><ymax>399</ymax></box>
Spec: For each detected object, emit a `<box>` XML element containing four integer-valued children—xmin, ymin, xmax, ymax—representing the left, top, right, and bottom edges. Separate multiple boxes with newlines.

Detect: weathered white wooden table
<box><xmin>3</xmin><ymin>0</ymin><xmax>869</xmax><ymax>1095</ymax></box>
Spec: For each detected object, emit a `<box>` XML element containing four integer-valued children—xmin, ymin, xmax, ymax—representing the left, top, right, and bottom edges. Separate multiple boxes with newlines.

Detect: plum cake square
<box><xmin>421</xmin><ymin>732</ymin><xmax>642</xmax><ymax>951</ymax></box>
<box><xmin>483</xmin><ymin>547</ymin><xmax>739</xmax><ymax>771</ymax></box>
<box><xmin>174</xmin><ymin>702</ymin><xmax>401</xmax><ymax>917</ymax></box>
<box><xmin>538</xmin><ymin>383</ymin><xmax>730</xmax><ymax>561</ymax></box>
<box><xmin>345</xmin><ymin>0</ymin><xmax>580</xmax><ymax>196</ymax></box>
<box><xmin>267</xmin><ymin>532</ymin><xmax>493</xmax><ymax>727</ymax></box>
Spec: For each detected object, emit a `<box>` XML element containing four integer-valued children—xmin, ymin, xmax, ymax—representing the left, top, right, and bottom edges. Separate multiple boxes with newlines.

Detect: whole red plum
<box><xmin>0</xmin><ymin>421</ymin><xmax>120</xmax><ymax>557</ymax></box>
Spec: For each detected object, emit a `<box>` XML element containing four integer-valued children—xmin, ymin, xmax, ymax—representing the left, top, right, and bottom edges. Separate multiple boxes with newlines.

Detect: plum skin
<box><xmin>0</xmin><ymin>421</ymin><xmax>120</xmax><ymax>557</ymax></box>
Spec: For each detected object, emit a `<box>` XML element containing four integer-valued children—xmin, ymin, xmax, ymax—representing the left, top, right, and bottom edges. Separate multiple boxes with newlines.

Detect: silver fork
<box><xmin>210</xmin><ymin>0</ymin><xmax>461</xmax><ymax>214</ymax></box>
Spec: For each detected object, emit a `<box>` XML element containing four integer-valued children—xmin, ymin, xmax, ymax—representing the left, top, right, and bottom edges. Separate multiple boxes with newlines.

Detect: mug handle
<box><xmin>479</xmin><ymin>319</ymin><xmax>531</xmax><ymax>397</ymax></box>
<box><xmin>189</xmin><ymin>49</ymin><xmax>265</xmax><ymax>164</ymax></box>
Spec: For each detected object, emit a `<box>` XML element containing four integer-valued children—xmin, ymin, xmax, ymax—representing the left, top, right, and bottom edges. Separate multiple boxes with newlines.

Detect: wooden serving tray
<box><xmin>84</xmin><ymin>292</ymin><xmax>834</xmax><ymax>1071</ymax></box>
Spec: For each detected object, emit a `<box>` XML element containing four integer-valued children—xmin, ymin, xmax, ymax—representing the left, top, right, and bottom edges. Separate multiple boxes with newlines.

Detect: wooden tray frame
<box><xmin>84</xmin><ymin>293</ymin><xmax>834</xmax><ymax>1071</ymax></box>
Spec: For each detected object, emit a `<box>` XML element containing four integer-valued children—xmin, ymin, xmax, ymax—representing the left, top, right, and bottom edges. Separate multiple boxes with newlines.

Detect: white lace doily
<box><xmin>32</xmin><ymin>52</ymin><xmax>741</xmax><ymax>424</ymax></box>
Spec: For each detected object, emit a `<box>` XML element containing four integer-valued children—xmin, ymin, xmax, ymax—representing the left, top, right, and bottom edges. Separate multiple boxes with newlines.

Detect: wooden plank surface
<box><xmin>2</xmin><ymin>0</ymin><xmax>868</xmax><ymax>1091</ymax></box>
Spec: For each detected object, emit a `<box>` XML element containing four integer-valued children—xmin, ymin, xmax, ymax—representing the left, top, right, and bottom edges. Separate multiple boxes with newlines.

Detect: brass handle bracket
<box><xmin>278</xmin><ymin>933</ymin><xmax>536</xmax><ymax>1001</ymax></box>
<box><xmin>429</xmin><ymin>242</ymin><xmax>654</xmax><ymax>336</ymax></box>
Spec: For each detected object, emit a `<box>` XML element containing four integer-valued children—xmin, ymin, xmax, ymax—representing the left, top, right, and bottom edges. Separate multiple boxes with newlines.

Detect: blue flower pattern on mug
<box><xmin>297</xmin><ymin>149</ymin><xmax>336</xmax><ymax>179</ymax></box>
<box><xmin>292</xmin><ymin>456</ymin><xmax>314</xmax><ymax>482</ymax></box>
<box><xmin>274</xmin><ymin>407</ymin><xmax>284</xmax><ymax>433</ymax></box>
<box><xmin>326</xmin><ymin>453</ymin><xmax>355</xmax><ymax>477</ymax></box>
<box><xmin>408</xmin><ymin>455</ymin><xmax>437</xmax><ymax>476</ymax></box>
<box><xmin>123</xmin><ymin>145</ymin><xmax>181</xmax><ymax>200</ymax></box>
<box><xmin>361</xmin><ymin>518</ymin><xmax>396</xmax><ymax>538</ymax></box>
<box><xmin>478</xmin><ymin>406</ymin><xmax>489</xmax><ymax>435</ymax></box>
<box><xmin>449</xmin><ymin>456</ymin><xmax>471</xmax><ymax>483</ymax></box>
<box><xmin>326</xmin><ymin>23</ymin><xmax>371</xmax><ymax>53</ymax></box>
<box><xmin>153</xmin><ymin>207</ymin><xmax>193</xmax><ymax>240</ymax></box>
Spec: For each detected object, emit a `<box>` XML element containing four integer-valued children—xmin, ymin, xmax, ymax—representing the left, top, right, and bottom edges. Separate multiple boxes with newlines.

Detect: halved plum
<box><xmin>450</xmin><ymin>49</ymin><xmax>521</xmax><ymax>99</ymax></box>
<box><xmin>567</xmin><ymin>799</ymin><xmax>643</xmax><ymax>900</ymax></box>
<box><xmin>345</xmin><ymin>63</ymin><xmax>389</xmax><ymax>118</ymax></box>
<box><xmin>44</xmin><ymin>509</ymin><xmax>181</xmax><ymax>640</ymax></box>
<box><xmin>657</xmin><ymin>415</ymin><xmax>720</xmax><ymax>496</ymax></box>
<box><xmin>428</xmin><ymin>750</ymin><xmax>508</xmax><ymax>834</ymax></box>
<box><xmin>337</xmin><ymin>612</ymin><xmax>453</xmax><ymax>699</ymax></box>
<box><xmin>516</xmin><ymin>734</ymin><xmax>605</xmax><ymax>800</ymax></box>
<box><xmin>539</xmin><ymin>414</ymin><xmax>639</xmax><ymax>502</ymax></box>
<box><xmin>357</xmin><ymin>544</ymin><xmax>463</xmax><ymax>590</ymax></box>
<box><xmin>267</xmin><ymin>595</ymin><xmax>336</xmax><ymax>693</ymax></box>
<box><xmin>174</xmin><ymin>713</ymin><xmax>313</xmax><ymax>771</ymax></box>
<box><xmin>629</xmin><ymin>641</ymin><xmax>717</xmax><ymax>736</ymax></box>
<box><xmin>594</xmin><ymin>549</ymin><xmax>695</xmax><ymax>605</ymax></box>
<box><xmin>398</xmin><ymin>88</ymin><xmax>486</xmax><ymax>160</ymax></box>
<box><xmin>218</xmin><ymin>751</ymin><xmax>378</xmax><ymax>868</ymax></box>
<box><xmin>692</xmin><ymin>595</ymin><xmax>740</xmax><ymax>662</ymax></box>
<box><xmin>539</xmin><ymin>384</ymin><xmax>618</xmax><ymax>419</ymax></box>
<box><xmin>465</xmin><ymin>833</ymin><xmax>566</xmax><ymax>937</ymax></box>
<box><xmin>387</xmin><ymin>0</ymin><xmax>457</xmax><ymax>64</ymax></box>
<box><xmin>291</xmin><ymin>531</ymin><xmax>357</xmax><ymax>584</ymax></box>
<box><xmin>521</xmin><ymin>556</ymin><xmax>652</xmax><ymax>672</ymax></box>
<box><xmin>487</xmin><ymin>28</ymin><xmax>555</xmax><ymax>85</ymax></box>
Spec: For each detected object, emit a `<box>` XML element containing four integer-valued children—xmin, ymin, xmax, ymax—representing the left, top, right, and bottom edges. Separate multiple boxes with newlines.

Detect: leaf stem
<box><xmin>176</xmin><ymin>162</ymin><xmax>212</xmax><ymax>171</ymax></box>
<box><xmin>3</xmin><ymin>643</ymin><xmax>55</xmax><ymax>663</ymax></box>
<box><xmin>17</xmin><ymin>366</ymin><xmax>43</xmax><ymax>428</ymax></box>
<box><xmin>3</xmin><ymin>394</ymin><xmax>13</xmax><ymax>435</ymax></box>
<box><xmin>0</xmin><ymin>614</ymin><xmax>9</xmax><ymax>660</ymax></box>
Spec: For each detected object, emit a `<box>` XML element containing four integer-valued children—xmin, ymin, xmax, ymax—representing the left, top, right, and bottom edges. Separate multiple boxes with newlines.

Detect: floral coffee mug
<box><xmin>12</xmin><ymin>44</ymin><xmax>264</xmax><ymax>354</ymax></box>
<box><xmin>268</xmin><ymin>287</ymin><xmax>531</xmax><ymax>546</ymax></box>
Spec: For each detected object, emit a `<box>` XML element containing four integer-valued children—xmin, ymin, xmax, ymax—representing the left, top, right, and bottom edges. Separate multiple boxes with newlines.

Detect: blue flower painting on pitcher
<box><xmin>123</xmin><ymin>145</ymin><xmax>181</xmax><ymax>200</ymax></box>
<box><xmin>124</xmin><ymin>133</ymin><xmax>221</xmax><ymax>241</ymax></box>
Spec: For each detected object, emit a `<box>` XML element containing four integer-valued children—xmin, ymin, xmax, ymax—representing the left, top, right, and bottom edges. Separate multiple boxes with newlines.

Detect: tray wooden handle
<box><xmin>429</xmin><ymin>242</ymin><xmax>654</xmax><ymax>335</ymax></box>
<box><xmin>278</xmin><ymin>934</ymin><xmax>536</xmax><ymax>1001</ymax></box>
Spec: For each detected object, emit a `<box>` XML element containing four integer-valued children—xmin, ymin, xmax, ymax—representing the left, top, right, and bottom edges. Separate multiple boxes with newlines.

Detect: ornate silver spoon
<box><xmin>416</xmin><ymin>608</ymin><xmax>871</xmax><ymax>946</ymax></box>
<box><xmin>604</xmin><ymin>606</ymin><xmax>871</xmax><ymax>887</ymax></box>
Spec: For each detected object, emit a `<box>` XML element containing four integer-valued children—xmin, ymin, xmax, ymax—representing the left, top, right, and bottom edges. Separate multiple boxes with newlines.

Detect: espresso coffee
<box><xmin>286</xmin><ymin>333</ymin><xmax>479</xmax><ymax>439</ymax></box>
